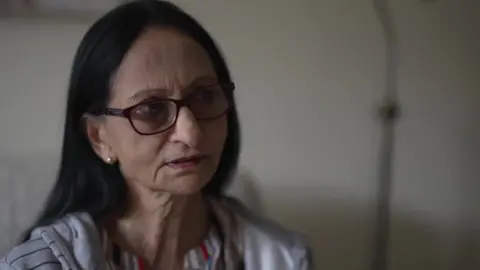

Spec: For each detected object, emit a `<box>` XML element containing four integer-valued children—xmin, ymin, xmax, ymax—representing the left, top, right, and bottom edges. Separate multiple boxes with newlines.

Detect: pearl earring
<box><xmin>106</xmin><ymin>157</ymin><xmax>113</xmax><ymax>164</ymax></box>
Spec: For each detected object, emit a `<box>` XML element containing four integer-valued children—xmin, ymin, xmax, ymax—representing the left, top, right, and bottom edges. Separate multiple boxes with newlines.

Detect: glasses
<box><xmin>101</xmin><ymin>82</ymin><xmax>234</xmax><ymax>135</ymax></box>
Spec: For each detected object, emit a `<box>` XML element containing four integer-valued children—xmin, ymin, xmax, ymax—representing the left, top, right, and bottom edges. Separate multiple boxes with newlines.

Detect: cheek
<box><xmin>201</xmin><ymin>116</ymin><xmax>228</xmax><ymax>163</ymax></box>
<box><xmin>107</xmin><ymin>119</ymin><xmax>168</xmax><ymax>177</ymax></box>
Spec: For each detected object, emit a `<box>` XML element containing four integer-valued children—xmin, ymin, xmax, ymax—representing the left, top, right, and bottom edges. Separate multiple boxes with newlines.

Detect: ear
<box><xmin>83</xmin><ymin>114</ymin><xmax>116</xmax><ymax>164</ymax></box>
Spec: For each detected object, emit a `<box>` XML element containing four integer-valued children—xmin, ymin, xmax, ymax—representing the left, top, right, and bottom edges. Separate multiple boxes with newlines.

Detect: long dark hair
<box><xmin>22</xmin><ymin>0</ymin><xmax>240</xmax><ymax>241</ymax></box>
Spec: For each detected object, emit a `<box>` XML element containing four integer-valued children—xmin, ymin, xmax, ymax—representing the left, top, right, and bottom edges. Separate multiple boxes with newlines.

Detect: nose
<box><xmin>170</xmin><ymin>107</ymin><xmax>202</xmax><ymax>147</ymax></box>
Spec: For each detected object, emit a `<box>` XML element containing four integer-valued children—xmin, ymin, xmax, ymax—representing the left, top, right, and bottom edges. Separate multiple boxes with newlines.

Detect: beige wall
<box><xmin>388</xmin><ymin>1</ymin><xmax>479</xmax><ymax>269</ymax></box>
<box><xmin>0</xmin><ymin>0</ymin><xmax>478</xmax><ymax>269</ymax></box>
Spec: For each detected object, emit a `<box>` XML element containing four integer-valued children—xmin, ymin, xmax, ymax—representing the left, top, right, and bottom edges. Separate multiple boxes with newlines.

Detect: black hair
<box><xmin>21</xmin><ymin>0</ymin><xmax>240</xmax><ymax>241</ymax></box>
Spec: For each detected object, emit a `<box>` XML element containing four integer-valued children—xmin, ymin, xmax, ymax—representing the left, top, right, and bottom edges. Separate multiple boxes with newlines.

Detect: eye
<box><xmin>132</xmin><ymin>101</ymin><xmax>169</xmax><ymax>121</ymax></box>
<box><xmin>192</xmin><ymin>86</ymin><xmax>221</xmax><ymax>103</ymax></box>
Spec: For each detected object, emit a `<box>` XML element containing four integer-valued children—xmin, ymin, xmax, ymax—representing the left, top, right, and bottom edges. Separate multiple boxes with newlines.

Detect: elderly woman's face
<box><xmin>101</xmin><ymin>27</ymin><xmax>227</xmax><ymax>194</ymax></box>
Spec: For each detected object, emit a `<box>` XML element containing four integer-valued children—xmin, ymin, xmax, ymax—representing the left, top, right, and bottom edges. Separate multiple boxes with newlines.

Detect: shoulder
<box><xmin>215</xmin><ymin>197</ymin><xmax>314</xmax><ymax>269</ymax></box>
<box><xmin>0</xmin><ymin>237</ymin><xmax>61</xmax><ymax>270</ymax></box>
<box><xmin>220</xmin><ymin>197</ymin><xmax>304</xmax><ymax>243</ymax></box>
<box><xmin>0</xmin><ymin>212</ymin><xmax>102</xmax><ymax>270</ymax></box>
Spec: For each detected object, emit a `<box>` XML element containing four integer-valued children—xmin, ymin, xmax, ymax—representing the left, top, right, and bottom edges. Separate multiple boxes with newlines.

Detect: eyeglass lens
<box><xmin>129</xmin><ymin>85</ymin><xmax>229</xmax><ymax>134</ymax></box>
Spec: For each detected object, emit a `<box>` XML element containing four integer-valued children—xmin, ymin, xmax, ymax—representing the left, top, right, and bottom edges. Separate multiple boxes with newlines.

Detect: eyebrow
<box><xmin>128</xmin><ymin>75</ymin><xmax>218</xmax><ymax>102</ymax></box>
<box><xmin>128</xmin><ymin>88</ymin><xmax>168</xmax><ymax>102</ymax></box>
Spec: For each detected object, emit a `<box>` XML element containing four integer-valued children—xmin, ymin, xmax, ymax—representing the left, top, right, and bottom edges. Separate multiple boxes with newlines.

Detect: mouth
<box><xmin>165</xmin><ymin>155</ymin><xmax>206</xmax><ymax>169</ymax></box>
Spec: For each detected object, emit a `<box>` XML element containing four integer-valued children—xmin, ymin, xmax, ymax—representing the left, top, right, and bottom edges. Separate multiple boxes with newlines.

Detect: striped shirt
<box><xmin>1</xmin><ymin>198</ymin><xmax>312</xmax><ymax>270</ymax></box>
<box><xmin>102</xmin><ymin>228</ymin><xmax>222</xmax><ymax>270</ymax></box>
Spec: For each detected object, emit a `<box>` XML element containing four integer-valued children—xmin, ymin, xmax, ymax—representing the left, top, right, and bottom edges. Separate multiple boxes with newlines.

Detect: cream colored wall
<box><xmin>0</xmin><ymin>0</ymin><xmax>478</xmax><ymax>269</ymax></box>
<box><xmin>388</xmin><ymin>1</ymin><xmax>479</xmax><ymax>269</ymax></box>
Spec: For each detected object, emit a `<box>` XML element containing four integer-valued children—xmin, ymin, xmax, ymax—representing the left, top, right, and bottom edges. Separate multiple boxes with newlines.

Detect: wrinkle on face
<box><xmin>104</xmin><ymin>26</ymin><xmax>227</xmax><ymax>194</ymax></box>
<box><xmin>111</xmin><ymin>27</ymin><xmax>217</xmax><ymax>105</ymax></box>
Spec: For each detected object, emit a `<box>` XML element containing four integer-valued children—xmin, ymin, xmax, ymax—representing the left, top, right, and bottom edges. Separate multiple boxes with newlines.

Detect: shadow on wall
<box><xmin>389</xmin><ymin>211</ymin><xmax>478</xmax><ymax>270</ymax></box>
<box><xmin>231</xmin><ymin>168</ymin><xmax>478</xmax><ymax>270</ymax></box>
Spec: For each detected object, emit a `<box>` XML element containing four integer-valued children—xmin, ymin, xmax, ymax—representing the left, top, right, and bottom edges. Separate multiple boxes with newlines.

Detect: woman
<box><xmin>0</xmin><ymin>1</ymin><xmax>312</xmax><ymax>269</ymax></box>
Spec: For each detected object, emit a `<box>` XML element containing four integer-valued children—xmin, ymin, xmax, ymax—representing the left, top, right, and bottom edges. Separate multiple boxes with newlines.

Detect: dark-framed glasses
<box><xmin>100</xmin><ymin>82</ymin><xmax>234</xmax><ymax>135</ymax></box>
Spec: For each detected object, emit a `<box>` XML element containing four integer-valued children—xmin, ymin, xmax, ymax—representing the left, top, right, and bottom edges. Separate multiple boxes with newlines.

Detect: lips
<box><xmin>166</xmin><ymin>155</ymin><xmax>205</xmax><ymax>169</ymax></box>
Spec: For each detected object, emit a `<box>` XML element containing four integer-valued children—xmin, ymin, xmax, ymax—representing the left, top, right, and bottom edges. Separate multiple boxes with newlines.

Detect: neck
<box><xmin>108</xmin><ymin>185</ymin><xmax>209</xmax><ymax>269</ymax></box>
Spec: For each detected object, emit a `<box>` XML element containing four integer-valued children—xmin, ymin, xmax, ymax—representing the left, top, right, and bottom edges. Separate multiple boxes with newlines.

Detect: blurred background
<box><xmin>0</xmin><ymin>0</ymin><xmax>478</xmax><ymax>269</ymax></box>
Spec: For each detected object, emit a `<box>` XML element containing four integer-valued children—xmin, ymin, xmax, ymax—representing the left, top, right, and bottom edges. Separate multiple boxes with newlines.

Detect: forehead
<box><xmin>110</xmin><ymin>27</ymin><xmax>216</xmax><ymax>104</ymax></box>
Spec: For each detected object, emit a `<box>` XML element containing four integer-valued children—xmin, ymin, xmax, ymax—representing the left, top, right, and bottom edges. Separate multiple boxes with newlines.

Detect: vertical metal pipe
<box><xmin>371</xmin><ymin>0</ymin><xmax>400</xmax><ymax>270</ymax></box>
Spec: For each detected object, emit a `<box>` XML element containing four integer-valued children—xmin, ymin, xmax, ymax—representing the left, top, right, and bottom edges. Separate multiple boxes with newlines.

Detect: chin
<box><xmin>156</xmin><ymin>174</ymin><xmax>211</xmax><ymax>195</ymax></box>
